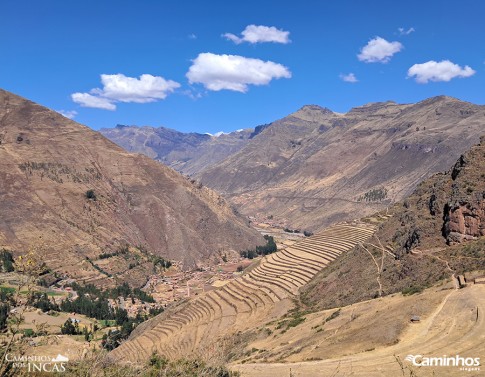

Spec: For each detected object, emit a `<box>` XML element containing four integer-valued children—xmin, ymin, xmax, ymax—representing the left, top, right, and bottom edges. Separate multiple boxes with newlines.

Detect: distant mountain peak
<box><xmin>298</xmin><ymin>104</ymin><xmax>333</xmax><ymax>114</ymax></box>
<box><xmin>415</xmin><ymin>95</ymin><xmax>460</xmax><ymax>106</ymax></box>
<box><xmin>347</xmin><ymin>100</ymin><xmax>403</xmax><ymax>115</ymax></box>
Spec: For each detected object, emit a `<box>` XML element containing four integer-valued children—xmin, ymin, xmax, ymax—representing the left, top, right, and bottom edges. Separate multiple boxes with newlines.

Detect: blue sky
<box><xmin>1</xmin><ymin>0</ymin><xmax>484</xmax><ymax>134</ymax></box>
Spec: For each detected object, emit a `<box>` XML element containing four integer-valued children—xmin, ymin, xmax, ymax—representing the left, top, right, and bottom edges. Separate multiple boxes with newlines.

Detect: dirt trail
<box><xmin>233</xmin><ymin>284</ymin><xmax>485</xmax><ymax>377</ymax></box>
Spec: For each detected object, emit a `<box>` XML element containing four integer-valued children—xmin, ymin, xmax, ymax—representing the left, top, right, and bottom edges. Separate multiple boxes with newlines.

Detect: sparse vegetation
<box><xmin>402</xmin><ymin>285</ymin><xmax>425</xmax><ymax>296</ymax></box>
<box><xmin>325</xmin><ymin>309</ymin><xmax>341</xmax><ymax>323</ymax></box>
<box><xmin>63</xmin><ymin>351</ymin><xmax>240</xmax><ymax>377</ymax></box>
<box><xmin>358</xmin><ymin>188</ymin><xmax>388</xmax><ymax>202</ymax></box>
<box><xmin>18</xmin><ymin>161</ymin><xmax>101</xmax><ymax>183</ymax></box>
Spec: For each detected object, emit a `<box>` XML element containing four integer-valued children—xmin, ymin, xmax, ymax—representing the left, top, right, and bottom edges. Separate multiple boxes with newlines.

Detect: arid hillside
<box><xmin>301</xmin><ymin>135</ymin><xmax>485</xmax><ymax>310</ymax></box>
<box><xmin>0</xmin><ymin>89</ymin><xmax>264</xmax><ymax>287</ymax></box>
<box><xmin>199</xmin><ymin>97</ymin><xmax>485</xmax><ymax>231</ymax></box>
<box><xmin>102</xmin><ymin>97</ymin><xmax>485</xmax><ymax>233</ymax></box>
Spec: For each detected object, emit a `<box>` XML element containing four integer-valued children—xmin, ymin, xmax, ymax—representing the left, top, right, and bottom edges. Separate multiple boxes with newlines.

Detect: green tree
<box><xmin>61</xmin><ymin>319</ymin><xmax>77</xmax><ymax>335</ymax></box>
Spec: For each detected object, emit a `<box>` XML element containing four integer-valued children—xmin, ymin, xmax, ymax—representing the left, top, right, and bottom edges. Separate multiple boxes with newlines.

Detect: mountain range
<box><xmin>101</xmin><ymin>96</ymin><xmax>485</xmax><ymax>231</ymax></box>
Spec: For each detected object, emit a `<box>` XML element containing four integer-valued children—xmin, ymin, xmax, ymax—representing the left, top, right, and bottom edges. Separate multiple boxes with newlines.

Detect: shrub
<box><xmin>85</xmin><ymin>189</ymin><xmax>96</xmax><ymax>200</ymax></box>
<box><xmin>402</xmin><ymin>285</ymin><xmax>424</xmax><ymax>296</ymax></box>
<box><xmin>325</xmin><ymin>309</ymin><xmax>341</xmax><ymax>323</ymax></box>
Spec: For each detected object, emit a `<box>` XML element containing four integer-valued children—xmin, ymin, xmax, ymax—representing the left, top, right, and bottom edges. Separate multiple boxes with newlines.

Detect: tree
<box><xmin>61</xmin><ymin>319</ymin><xmax>77</xmax><ymax>335</ymax></box>
<box><xmin>0</xmin><ymin>245</ymin><xmax>49</xmax><ymax>376</ymax></box>
<box><xmin>0</xmin><ymin>249</ymin><xmax>14</xmax><ymax>272</ymax></box>
<box><xmin>0</xmin><ymin>303</ymin><xmax>9</xmax><ymax>332</ymax></box>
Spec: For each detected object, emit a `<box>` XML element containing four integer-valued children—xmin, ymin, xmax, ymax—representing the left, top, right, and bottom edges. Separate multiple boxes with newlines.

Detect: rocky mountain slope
<box><xmin>199</xmin><ymin>97</ymin><xmax>485</xmax><ymax>231</ymax></box>
<box><xmin>103</xmin><ymin>97</ymin><xmax>485</xmax><ymax>233</ymax></box>
<box><xmin>301</xmin><ymin>135</ymin><xmax>485</xmax><ymax>310</ymax></box>
<box><xmin>100</xmin><ymin>124</ymin><xmax>254</xmax><ymax>176</ymax></box>
<box><xmin>0</xmin><ymin>89</ymin><xmax>264</xmax><ymax>287</ymax></box>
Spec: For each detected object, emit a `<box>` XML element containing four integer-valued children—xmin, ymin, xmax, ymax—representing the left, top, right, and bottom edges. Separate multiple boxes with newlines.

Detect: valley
<box><xmin>1</xmin><ymin>91</ymin><xmax>484</xmax><ymax>377</ymax></box>
<box><xmin>103</xmin><ymin>97</ymin><xmax>485</xmax><ymax>232</ymax></box>
<box><xmin>3</xmin><ymin>4</ymin><xmax>485</xmax><ymax>376</ymax></box>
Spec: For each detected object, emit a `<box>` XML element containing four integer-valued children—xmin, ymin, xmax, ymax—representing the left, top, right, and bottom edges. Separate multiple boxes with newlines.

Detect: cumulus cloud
<box><xmin>357</xmin><ymin>37</ymin><xmax>403</xmax><ymax>63</ymax></box>
<box><xmin>186</xmin><ymin>53</ymin><xmax>291</xmax><ymax>92</ymax></box>
<box><xmin>407</xmin><ymin>60</ymin><xmax>476</xmax><ymax>83</ymax></box>
<box><xmin>340</xmin><ymin>73</ymin><xmax>358</xmax><ymax>83</ymax></box>
<box><xmin>223</xmin><ymin>24</ymin><xmax>290</xmax><ymax>44</ymax></box>
<box><xmin>99</xmin><ymin>74</ymin><xmax>180</xmax><ymax>103</ymax></box>
<box><xmin>56</xmin><ymin>110</ymin><xmax>78</xmax><ymax>119</ymax></box>
<box><xmin>72</xmin><ymin>74</ymin><xmax>180</xmax><ymax>110</ymax></box>
<box><xmin>71</xmin><ymin>93</ymin><xmax>116</xmax><ymax>110</ymax></box>
<box><xmin>398</xmin><ymin>27</ymin><xmax>415</xmax><ymax>35</ymax></box>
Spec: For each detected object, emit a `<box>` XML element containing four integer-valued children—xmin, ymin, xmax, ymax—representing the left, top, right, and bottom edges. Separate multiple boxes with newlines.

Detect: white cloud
<box><xmin>407</xmin><ymin>60</ymin><xmax>476</xmax><ymax>83</ymax></box>
<box><xmin>223</xmin><ymin>24</ymin><xmax>290</xmax><ymax>44</ymax></box>
<box><xmin>71</xmin><ymin>93</ymin><xmax>116</xmax><ymax>110</ymax></box>
<box><xmin>340</xmin><ymin>73</ymin><xmax>358</xmax><ymax>83</ymax></box>
<box><xmin>357</xmin><ymin>37</ymin><xmax>403</xmax><ymax>63</ymax></box>
<box><xmin>398</xmin><ymin>27</ymin><xmax>415</xmax><ymax>35</ymax></box>
<box><xmin>186</xmin><ymin>53</ymin><xmax>291</xmax><ymax>92</ymax></box>
<box><xmin>56</xmin><ymin>110</ymin><xmax>78</xmax><ymax>119</ymax></box>
<box><xmin>99</xmin><ymin>74</ymin><xmax>180</xmax><ymax>103</ymax></box>
<box><xmin>71</xmin><ymin>74</ymin><xmax>180</xmax><ymax>110</ymax></box>
<box><xmin>188</xmin><ymin>33</ymin><xmax>197</xmax><ymax>40</ymax></box>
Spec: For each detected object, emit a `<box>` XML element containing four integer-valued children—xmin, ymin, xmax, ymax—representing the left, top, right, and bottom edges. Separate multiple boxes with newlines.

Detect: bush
<box><xmin>325</xmin><ymin>309</ymin><xmax>341</xmax><ymax>323</ymax></box>
<box><xmin>85</xmin><ymin>189</ymin><xmax>96</xmax><ymax>200</ymax></box>
<box><xmin>402</xmin><ymin>285</ymin><xmax>424</xmax><ymax>296</ymax></box>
